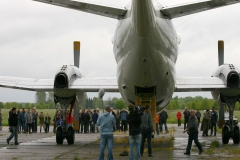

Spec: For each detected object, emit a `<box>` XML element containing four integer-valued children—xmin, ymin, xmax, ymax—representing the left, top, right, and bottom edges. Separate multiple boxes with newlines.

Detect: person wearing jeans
<box><xmin>127</xmin><ymin>104</ymin><xmax>142</xmax><ymax>160</ymax></box>
<box><xmin>97</xmin><ymin>106</ymin><xmax>116</xmax><ymax>160</ymax></box>
<box><xmin>140</xmin><ymin>105</ymin><xmax>153</xmax><ymax>157</ymax></box>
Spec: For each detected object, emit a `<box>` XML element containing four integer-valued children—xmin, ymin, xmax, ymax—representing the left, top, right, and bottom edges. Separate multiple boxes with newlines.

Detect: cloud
<box><xmin>1</xmin><ymin>0</ymin><xmax>240</xmax><ymax>102</ymax></box>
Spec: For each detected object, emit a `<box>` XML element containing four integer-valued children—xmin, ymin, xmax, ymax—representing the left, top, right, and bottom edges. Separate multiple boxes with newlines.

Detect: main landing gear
<box><xmin>221</xmin><ymin>95</ymin><xmax>240</xmax><ymax>144</ymax></box>
<box><xmin>54</xmin><ymin>95</ymin><xmax>76</xmax><ymax>145</ymax></box>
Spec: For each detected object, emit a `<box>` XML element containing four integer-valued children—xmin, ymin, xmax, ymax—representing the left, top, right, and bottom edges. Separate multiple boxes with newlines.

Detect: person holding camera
<box><xmin>127</xmin><ymin>104</ymin><xmax>142</xmax><ymax>160</ymax></box>
<box><xmin>7</xmin><ymin>107</ymin><xmax>19</xmax><ymax>145</ymax></box>
<box><xmin>140</xmin><ymin>105</ymin><xmax>153</xmax><ymax>157</ymax></box>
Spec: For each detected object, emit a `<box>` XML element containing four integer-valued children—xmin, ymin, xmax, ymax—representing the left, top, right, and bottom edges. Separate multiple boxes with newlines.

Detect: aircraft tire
<box><xmin>222</xmin><ymin>125</ymin><xmax>230</xmax><ymax>144</ymax></box>
<box><xmin>233</xmin><ymin>126</ymin><xmax>240</xmax><ymax>144</ymax></box>
<box><xmin>56</xmin><ymin>129</ymin><xmax>63</xmax><ymax>145</ymax></box>
<box><xmin>67</xmin><ymin>128</ymin><xmax>75</xmax><ymax>145</ymax></box>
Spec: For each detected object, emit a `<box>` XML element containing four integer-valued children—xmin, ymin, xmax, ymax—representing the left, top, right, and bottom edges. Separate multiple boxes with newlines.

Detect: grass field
<box><xmin>1</xmin><ymin>109</ymin><xmax>240</xmax><ymax>126</ymax></box>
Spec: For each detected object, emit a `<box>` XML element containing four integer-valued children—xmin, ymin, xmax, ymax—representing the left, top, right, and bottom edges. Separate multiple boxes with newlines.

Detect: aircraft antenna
<box><xmin>218</xmin><ymin>40</ymin><xmax>224</xmax><ymax>66</ymax></box>
<box><xmin>74</xmin><ymin>41</ymin><xmax>80</xmax><ymax>68</ymax></box>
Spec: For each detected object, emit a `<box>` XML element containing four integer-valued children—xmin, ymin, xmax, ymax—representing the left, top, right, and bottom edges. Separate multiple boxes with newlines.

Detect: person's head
<box><xmin>185</xmin><ymin>107</ymin><xmax>188</xmax><ymax>111</ymax></box>
<box><xmin>122</xmin><ymin>108</ymin><xmax>125</xmax><ymax>111</ymax></box>
<box><xmin>144</xmin><ymin>105</ymin><xmax>150</xmax><ymax>111</ymax></box>
<box><xmin>128</xmin><ymin>103</ymin><xmax>134</xmax><ymax>112</ymax></box>
<box><xmin>105</xmin><ymin>106</ymin><xmax>111</xmax><ymax>112</ymax></box>
<box><xmin>206</xmin><ymin>109</ymin><xmax>209</xmax><ymax>112</ymax></box>
<box><xmin>190</xmin><ymin>110</ymin><xmax>195</xmax><ymax>117</ymax></box>
<box><xmin>46</xmin><ymin>112</ymin><xmax>49</xmax><ymax>116</ymax></box>
<box><xmin>12</xmin><ymin>107</ymin><xmax>17</xmax><ymax>114</ymax></box>
<box><xmin>27</xmin><ymin>108</ymin><xmax>30</xmax><ymax>112</ymax></box>
<box><xmin>212</xmin><ymin>107</ymin><xmax>215</xmax><ymax>111</ymax></box>
<box><xmin>117</xmin><ymin>109</ymin><xmax>119</xmax><ymax>113</ymax></box>
<box><xmin>93</xmin><ymin>110</ymin><xmax>96</xmax><ymax>113</ymax></box>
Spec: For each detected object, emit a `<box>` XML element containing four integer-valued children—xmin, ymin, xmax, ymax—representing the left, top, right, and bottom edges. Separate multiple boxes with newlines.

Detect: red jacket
<box><xmin>66</xmin><ymin>114</ymin><xmax>73</xmax><ymax>124</ymax></box>
<box><xmin>176</xmin><ymin>112</ymin><xmax>182</xmax><ymax>120</ymax></box>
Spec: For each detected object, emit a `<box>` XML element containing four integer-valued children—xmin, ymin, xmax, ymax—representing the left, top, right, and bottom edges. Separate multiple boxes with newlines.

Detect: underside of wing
<box><xmin>0</xmin><ymin>76</ymin><xmax>54</xmax><ymax>91</ymax></box>
<box><xmin>175</xmin><ymin>77</ymin><xmax>232</xmax><ymax>92</ymax></box>
<box><xmin>70</xmin><ymin>77</ymin><xmax>119</xmax><ymax>92</ymax></box>
<box><xmin>161</xmin><ymin>0</ymin><xmax>240</xmax><ymax>19</ymax></box>
<box><xmin>0</xmin><ymin>76</ymin><xmax>119</xmax><ymax>92</ymax></box>
<box><xmin>33</xmin><ymin>0</ymin><xmax>127</xmax><ymax>19</ymax></box>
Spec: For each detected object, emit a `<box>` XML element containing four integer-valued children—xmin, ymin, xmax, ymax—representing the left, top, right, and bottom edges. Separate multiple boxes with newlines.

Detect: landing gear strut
<box><xmin>54</xmin><ymin>95</ymin><xmax>76</xmax><ymax>145</ymax></box>
<box><xmin>221</xmin><ymin>95</ymin><xmax>240</xmax><ymax>144</ymax></box>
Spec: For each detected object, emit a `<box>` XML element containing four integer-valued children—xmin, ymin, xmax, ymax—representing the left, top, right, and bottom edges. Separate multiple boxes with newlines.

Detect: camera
<box><xmin>132</xmin><ymin>106</ymin><xmax>144</xmax><ymax>116</ymax></box>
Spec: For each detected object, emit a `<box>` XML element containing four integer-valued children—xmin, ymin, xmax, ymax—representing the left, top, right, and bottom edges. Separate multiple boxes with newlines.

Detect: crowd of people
<box><xmin>1</xmin><ymin>105</ymin><xmax>221</xmax><ymax>159</ymax></box>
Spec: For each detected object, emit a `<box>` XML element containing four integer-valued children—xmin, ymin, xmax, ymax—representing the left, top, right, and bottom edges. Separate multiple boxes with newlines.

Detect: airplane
<box><xmin>1</xmin><ymin>0</ymin><xmax>240</xmax><ymax>145</ymax></box>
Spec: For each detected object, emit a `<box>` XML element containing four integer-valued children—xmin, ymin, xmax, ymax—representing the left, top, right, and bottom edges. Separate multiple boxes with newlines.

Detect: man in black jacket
<box><xmin>7</xmin><ymin>107</ymin><xmax>19</xmax><ymax>145</ymax></box>
<box><xmin>127</xmin><ymin>104</ymin><xmax>142</xmax><ymax>160</ymax></box>
<box><xmin>210</xmin><ymin>107</ymin><xmax>218</xmax><ymax>136</ymax></box>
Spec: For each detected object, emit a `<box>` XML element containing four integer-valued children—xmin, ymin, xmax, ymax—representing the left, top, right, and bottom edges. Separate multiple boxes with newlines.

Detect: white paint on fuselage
<box><xmin>113</xmin><ymin>0</ymin><xmax>179</xmax><ymax>110</ymax></box>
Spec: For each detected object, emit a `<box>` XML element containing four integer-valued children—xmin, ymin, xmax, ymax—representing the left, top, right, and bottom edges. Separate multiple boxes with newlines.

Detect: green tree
<box><xmin>115</xmin><ymin>99</ymin><xmax>126</xmax><ymax>109</ymax></box>
<box><xmin>0</xmin><ymin>102</ymin><xmax>4</xmax><ymax>109</ymax></box>
<box><xmin>35</xmin><ymin>91</ymin><xmax>46</xmax><ymax>103</ymax></box>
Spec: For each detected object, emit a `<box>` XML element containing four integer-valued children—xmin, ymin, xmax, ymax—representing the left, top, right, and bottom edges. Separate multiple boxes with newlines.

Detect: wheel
<box><xmin>233</xmin><ymin>126</ymin><xmax>240</xmax><ymax>144</ymax></box>
<box><xmin>67</xmin><ymin>127</ymin><xmax>75</xmax><ymax>145</ymax></box>
<box><xmin>222</xmin><ymin>125</ymin><xmax>230</xmax><ymax>144</ymax></box>
<box><xmin>56</xmin><ymin>128</ymin><xmax>63</xmax><ymax>145</ymax></box>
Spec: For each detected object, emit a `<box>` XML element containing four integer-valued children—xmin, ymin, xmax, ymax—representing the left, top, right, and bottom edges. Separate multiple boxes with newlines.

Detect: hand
<box><xmin>151</xmin><ymin>132</ymin><xmax>154</xmax><ymax>138</ymax></box>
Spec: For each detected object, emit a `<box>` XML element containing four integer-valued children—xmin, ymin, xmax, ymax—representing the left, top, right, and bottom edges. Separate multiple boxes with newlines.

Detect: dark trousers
<box><xmin>81</xmin><ymin>120</ymin><xmax>85</xmax><ymax>133</ymax></box>
<box><xmin>186</xmin><ymin>130</ymin><xmax>203</xmax><ymax>154</ymax></box>
<box><xmin>156</xmin><ymin>123</ymin><xmax>159</xmax><ymax>134</ymax></box>
<box><xmin>197</xmin><ymin>117</ymin><xmax>200</xmax><ymax>126</ymax></box>
<box><xmin>178</xmin><ymin>120</ymin><xmax>181</xmax><ymax>127</ymax></box>
<box><xmin>184</xmin><ymin>118</ymin><xmax>188</xmax><ymax>130</ymax></box>
<box><xmin>121</xmin><ymin>120</ymin><xmax>127</xmax><ymax>132</ymax></box>
<box><xmin>116</xmin><ymin>120</ymin><xmax>120</xmax><ymax>131</ymax></box>
<box><xmin>27</xmin><ymin>123</ymin><xmax>32</xmax><ymax>133</ymax></box>
<box><xmin>7</xmin><ymin>126</ymin><xmax>18</xmax><ymax>144</ymax></box>
<box><xmin>35</xmin><ymin>120</ymin><xmax>38</xmax><ymax>132</ymax></box>
<box><xmin>160</xmin><ymin>122</ymin><xmax>168</xmax><ymax>132</ymax></box>
<box><xmin>84</xmin><ymin>121</ymin><xmax>89</xmax><ymax>133</ymax></box>
<box><xmin>32</xmin><ymin>121</ymin><xmax>36</xmax><ymax>132</ymax></box>
<box><xmin>140</xmin><ymin>129</ymin><xmax>152</xmax><ymax>155</ymax></box>
<box><xmin>211</xmin><ymin>123</ymin><xmax>217</xmax><ymax>135</ymax></box>
<box><xmin>45</xmin><ymin>123</ymin><xmax>49</xmax><ymax>133</ymax></box>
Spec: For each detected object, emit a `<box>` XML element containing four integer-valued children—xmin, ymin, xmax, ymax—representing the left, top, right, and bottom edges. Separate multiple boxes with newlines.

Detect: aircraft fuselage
<box><xmin>113</xmin><ymin>0</ymin><xmax>179</xmax><ymax>110</ymax></box>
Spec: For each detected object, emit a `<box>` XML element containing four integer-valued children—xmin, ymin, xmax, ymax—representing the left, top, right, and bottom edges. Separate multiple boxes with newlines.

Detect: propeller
<box><xmin>218</xmin><ymin>40</ymin><xmax>224</xmax><ymax>66</ymax></box>
<box><xmin>74</xmin><ymin>41</ymin><xmax>80</xmax><ymax>68</ymax></box>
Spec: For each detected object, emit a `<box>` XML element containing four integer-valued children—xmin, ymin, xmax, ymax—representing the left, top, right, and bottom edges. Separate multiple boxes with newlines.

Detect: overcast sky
<box><xmin>1</xmin><ymin>0</ymin><xmax>240</xmax><ymax>103</ymax></box>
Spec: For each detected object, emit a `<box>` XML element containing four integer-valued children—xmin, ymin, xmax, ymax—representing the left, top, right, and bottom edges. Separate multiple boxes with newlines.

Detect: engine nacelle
<box><xmin>212</xmin><ymin>64</ymin><xmax>240</xmax><ymax>88</ymax></box>
<box><xmin>54</xmin><ymin>65</ymin><xmax>84</xmax><ymax>89</ymax></box>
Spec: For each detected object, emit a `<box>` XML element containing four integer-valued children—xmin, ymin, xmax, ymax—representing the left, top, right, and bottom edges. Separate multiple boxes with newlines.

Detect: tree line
<box><xmin>1</xmin><ymin>92</ymin><xmax>240</xmax><ymax>110</ymax></box>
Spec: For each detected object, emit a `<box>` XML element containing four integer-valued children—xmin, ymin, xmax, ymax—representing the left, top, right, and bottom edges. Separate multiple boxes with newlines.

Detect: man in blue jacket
<box><xmin>97</xmin><ymin>106</ymin><xmax>116</xmax><ymax>160</ymax></box>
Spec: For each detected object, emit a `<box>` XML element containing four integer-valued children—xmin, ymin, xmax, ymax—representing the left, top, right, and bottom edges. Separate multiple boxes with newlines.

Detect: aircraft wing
<box><xmin>175</xmin><ymin>77</ymin><xmax>230</xmax><ymax>92</ymax></box>
<box><xmin>161</xmin><ymin>0</ymin><xmax>240</xmax><ymax>19</ymax></box>
<box><xmin>33</xmin><ymin>0</ymin><xmax>127</xmax><ymax>19</ymax></box>
<box><xmin>0</xmin><ymin>76</ymin><xmax>118</xmax><ymax>92</ymax></box>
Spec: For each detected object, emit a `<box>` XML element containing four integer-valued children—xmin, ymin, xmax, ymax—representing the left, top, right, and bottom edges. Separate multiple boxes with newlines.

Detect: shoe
<box><xmin>199</xmin><ymin>150</ymin><xmax>204</xmax><ymax>155</ymax></box>
<box><xmin>148</xmin><ymin>154</ymin><xmax>153</xmax><ymax>157</ymax></box>
<box><xmin>184</xmin><ymin>153</ymin><xmax>190</xmax><ymax>155</ymax></box>
<box><xmin>15</xmin><ymin>143</ymin><xmax>19</xmax><ymax>145</ymax></box>
<box><xmin>6</xmin><ymin>139</ymin><xmax>9</xmax><ymax>144</ymax></box>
